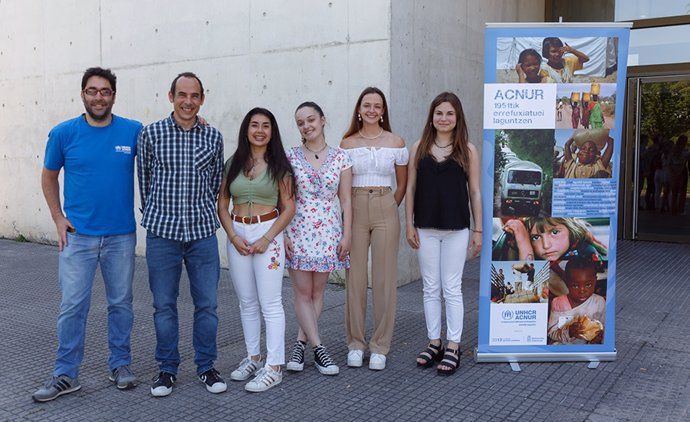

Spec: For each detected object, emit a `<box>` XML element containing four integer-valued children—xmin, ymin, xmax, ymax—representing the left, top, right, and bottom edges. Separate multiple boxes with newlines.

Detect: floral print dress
<box><xmin>286</xmin><ymin>146</ymin><xmax>352</xmax><ymax>272</ymax></box>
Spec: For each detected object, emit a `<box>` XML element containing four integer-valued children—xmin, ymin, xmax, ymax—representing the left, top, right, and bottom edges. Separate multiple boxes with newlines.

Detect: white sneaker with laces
<box><xmin>347</xmin><ymin>350</ymin><xmax>364</xmax><ymax>367</ymax></box>
<box><xmin>230</xmin><ymin>357</ymin><xmax>262</xmax><ymax>381</ymax></box>
<box><xmin>369</xmin><ymin>353</ymin><xmax>386</xmax><ymax>370</ymax></box>
<box><xmin>244</xmin><ymin>365</ymin><xmax>282</xmax><ymax>393</ymax></box>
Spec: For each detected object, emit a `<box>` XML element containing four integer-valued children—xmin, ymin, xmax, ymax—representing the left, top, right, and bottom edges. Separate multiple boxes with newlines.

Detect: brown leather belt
<box><xmin>231</xmin><ymin>209</ymin><xmax>279</xmax><ymax>224</ymax></box>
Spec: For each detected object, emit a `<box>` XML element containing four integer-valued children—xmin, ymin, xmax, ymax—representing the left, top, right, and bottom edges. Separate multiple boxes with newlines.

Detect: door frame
<box><xmin>621</xmin><ymin>63</ymin><xmax>690</xmax><ymax>241</ymax></box>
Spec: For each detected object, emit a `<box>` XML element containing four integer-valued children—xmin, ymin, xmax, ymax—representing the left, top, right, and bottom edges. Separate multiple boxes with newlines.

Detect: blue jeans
<box><xmin>146</xmin><ymin>232</ymin><xmax>220</xmax><ymax>375</ymax></box>
<box><xmin>54</xmin><ymin>232</ymin><xmax>135</xmax><ymax>378</ymax></box>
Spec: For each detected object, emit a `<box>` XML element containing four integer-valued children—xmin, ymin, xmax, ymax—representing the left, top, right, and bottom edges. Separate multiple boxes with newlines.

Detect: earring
<box><xmin>358</xmin><ymin>113</ymin><xmax>362</xmax><ymax>122</ymax></box>
<box><xmin>380</xmin><ymin>116</ymin><xmax>384</xmax><ymax>123</ymax></box>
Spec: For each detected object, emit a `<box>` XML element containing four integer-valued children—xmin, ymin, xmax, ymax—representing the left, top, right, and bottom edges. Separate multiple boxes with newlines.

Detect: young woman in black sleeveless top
<box><xmin>404</xmin><ymin>92</ymin><xmax>482</xmax><ymax>375</ymax></box>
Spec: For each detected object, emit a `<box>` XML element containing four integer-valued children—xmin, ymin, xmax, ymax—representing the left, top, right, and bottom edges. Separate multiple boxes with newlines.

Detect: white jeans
<box><xmin>227</xmin><ymin>219</ymin><xmax>286</xmax><ymax>365</ymax></box>
<box><xmin>416</xmin><ymin>228</ymin><xmax>469</xmax><ymax>343</ymax></box>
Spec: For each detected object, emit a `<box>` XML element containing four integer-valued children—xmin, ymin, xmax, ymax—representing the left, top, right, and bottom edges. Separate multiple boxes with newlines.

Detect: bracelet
<box><xmin>472</xmin><ymin>229</ymin><xmax>483</xmax><ymax>233</ymax></box>
<box><xmin>262</xmin><ymin>234</ymin><xmax>273</xmax><ymax>242</ymax></box>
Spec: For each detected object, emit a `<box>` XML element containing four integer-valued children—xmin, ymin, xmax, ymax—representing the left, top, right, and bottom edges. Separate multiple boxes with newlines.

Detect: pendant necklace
<box><xmin>304</xmin><ymin>142</ymin><xmax>328</xmax><ymax>159</ymax></box>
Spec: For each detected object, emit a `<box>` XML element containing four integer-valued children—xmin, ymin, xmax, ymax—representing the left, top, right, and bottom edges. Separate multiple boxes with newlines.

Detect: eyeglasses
<box><xmin>83</xmin><ymin>88</ymin><xmax>114</xmax><ymax>97</ymax></box>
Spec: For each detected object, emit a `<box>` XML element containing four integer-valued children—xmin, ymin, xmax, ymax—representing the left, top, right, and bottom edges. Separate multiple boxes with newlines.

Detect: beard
<box><xmin>83</xmin><ymin>100</ymin><xmax>113</xmax><ymax>122</ymax></box>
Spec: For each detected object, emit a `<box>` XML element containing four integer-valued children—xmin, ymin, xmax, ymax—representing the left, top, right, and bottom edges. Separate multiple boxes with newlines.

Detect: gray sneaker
<box><xmin>109</xmin><ymin>365</ymin><xmax>137</xmax><ymax>390</ymax></box>
<box><xmin>32</xmin><ymin>375</ymin><xmax>81</xmax><ymax>402</ymax></box>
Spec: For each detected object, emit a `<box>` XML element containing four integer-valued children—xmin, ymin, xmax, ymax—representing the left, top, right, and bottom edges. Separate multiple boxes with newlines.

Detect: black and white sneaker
<box><xmin>314</xmin><ymin>344</ymin><xmax>339</xmax><ymax>375</ymax></box>
<box><xmin>286</xmin><ymin>340</ymin><xmax>306</xmax><ymax>372</ymax></box>
<box><xmin>151</xmin><ymin>372</ymin><xmax>176</xmax><ymax>397</ymax></box>
<box><xmin>199</xmin><ymin>368</ymin><xmax>227</xmax><ymax>394</ymax></box>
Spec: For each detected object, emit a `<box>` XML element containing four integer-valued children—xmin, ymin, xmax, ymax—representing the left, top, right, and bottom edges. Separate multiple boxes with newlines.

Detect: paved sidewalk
<box><xmin>1</xmin><ymin>239</ymin><xmax>689</xmax><ymax>421</ymax></box>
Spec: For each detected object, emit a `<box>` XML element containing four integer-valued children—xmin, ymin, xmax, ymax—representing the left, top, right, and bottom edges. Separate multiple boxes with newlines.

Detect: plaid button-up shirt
<box><xmin>137</xmin><ymin>114</ymin><xmax>224</xmax><ymax>242</ymax></box>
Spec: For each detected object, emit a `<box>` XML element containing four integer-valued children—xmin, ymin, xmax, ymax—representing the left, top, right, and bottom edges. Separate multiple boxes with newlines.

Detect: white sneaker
<box><xmin>347</xmin><ymin>350</ymin><xmax>364</xmax><ymax>367</ymax></box>
<box><xmin>230</xmin><ymin>357</ymin><xmax>262</xmax><ymax>381</ymax></box>
<box><xmin>245</xmin><ymin>365</ymin><xmax>282</xmax><ymax>393</ymax></box>
<box><xmin>369</xmin><ymin>353</ymin><xmax>386</xmax><ymax>370</ymax></box>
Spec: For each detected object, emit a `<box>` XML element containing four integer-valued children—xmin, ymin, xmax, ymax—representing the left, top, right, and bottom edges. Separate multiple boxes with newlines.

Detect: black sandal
<box><xmin>416</xmin><ymin>342</ymin><xmax>444</xmax><ymax>368</ymax></box>
<box><xmin>437</xmin><ymin>347</ymin><xmax>460</xmax><ymax>375</ymax></box>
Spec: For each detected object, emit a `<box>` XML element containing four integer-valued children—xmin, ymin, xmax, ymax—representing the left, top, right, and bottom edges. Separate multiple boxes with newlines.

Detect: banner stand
<box><xmin>476</xmin><ymin>22</ymin><xmax>632</xmax><ymax>367</ymax></box>
<box><xmin>475</xmin><ymin>350</ymin><xmax>617</xmax><ymax>370</ymax></box>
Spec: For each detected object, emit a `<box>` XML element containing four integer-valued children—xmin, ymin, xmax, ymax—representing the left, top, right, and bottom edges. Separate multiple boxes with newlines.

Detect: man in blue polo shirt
<box><xmin>33</xmin><ymin>67</ymin><xmax>142</xmax><ymax>402</ymax></box>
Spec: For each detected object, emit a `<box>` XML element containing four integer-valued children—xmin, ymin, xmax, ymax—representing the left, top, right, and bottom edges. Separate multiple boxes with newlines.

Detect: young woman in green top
<box><xmin>218</xmin><ymin>107</ymin><xmax>295</xmax><ymax>393</ymax></box>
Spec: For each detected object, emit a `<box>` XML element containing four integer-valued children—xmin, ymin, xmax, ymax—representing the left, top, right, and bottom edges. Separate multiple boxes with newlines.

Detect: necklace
<box><xmin>358</xmin><ymin>129</ymin><xmax>384</xmax><ymax>140</ymax></box>
<box><xmin>434</xmin><ymin>140</ymin><xmax>452</xmax><ymax>149</ymax></box>
<box><xmin>303</xmin><ymin>142</ymin><xmax>328</xmax><ymax>159</ymax></box>
<box><xmin>248</xmin><ymin>157</ymin><xmax>263</xmax><ymax>180</ymax></box>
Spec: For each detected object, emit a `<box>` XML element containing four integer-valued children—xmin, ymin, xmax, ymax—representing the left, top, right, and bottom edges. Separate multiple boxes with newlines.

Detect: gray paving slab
<box><xmin>1</xmin><ymin>238</ymin><xmax>690</xmax><ymax>421</ymax></box>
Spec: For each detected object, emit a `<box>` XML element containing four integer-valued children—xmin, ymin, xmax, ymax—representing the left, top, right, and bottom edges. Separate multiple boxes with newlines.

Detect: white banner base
<box><xmin>474</xmin><ymin>350</ymin><xmax>617</xmax><ymax>363</ymax></box>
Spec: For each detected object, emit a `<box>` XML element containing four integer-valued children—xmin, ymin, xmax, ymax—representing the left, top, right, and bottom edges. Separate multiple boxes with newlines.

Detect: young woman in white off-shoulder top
<box><xmin>339</xmin><ymin>87</ymin><xmax>408</xmax><ymax>371</ymax></box>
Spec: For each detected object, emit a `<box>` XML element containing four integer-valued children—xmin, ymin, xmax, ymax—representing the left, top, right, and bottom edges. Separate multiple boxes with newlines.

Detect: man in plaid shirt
<box><xmin>137</xmin><ymin>72</ymin><xmax>226</xmax><ymax>397</ymax></box>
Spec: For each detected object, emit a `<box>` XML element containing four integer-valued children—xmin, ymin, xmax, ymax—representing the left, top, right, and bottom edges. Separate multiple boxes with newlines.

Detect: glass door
<box><xmin>627</xmin><ymin>74</ymin><xmax>690</xmax><ymax>242</ymax></box>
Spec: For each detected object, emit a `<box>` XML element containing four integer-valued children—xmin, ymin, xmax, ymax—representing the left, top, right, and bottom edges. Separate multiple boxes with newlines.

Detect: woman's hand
<box><xmin>230</xmin><ymin>234</ymin><xmax>252</xmax><ymax>256</ymax></box>
<box><xmin>249</xmin><ymin>236</ymin><xmax>272</xmax><ymax>255</ymax></box>
<box><xmin>284</xmin><ymin>236</ymin><xmax>294</xmax><ymax>260</ymax></box>
<box><xmin>469</xmin><ymin>230</ymin><xmax>482</xmax><ymax>257</ymax></box>
<box><xmin>336</xmin><ymin>235</ymin><xmax>351</xmax><ymax>261</ymax></box>
<box><xmin>406</xmin><ymin>224</ymin><xmax>419</xmax><ymax>249</ymax></box>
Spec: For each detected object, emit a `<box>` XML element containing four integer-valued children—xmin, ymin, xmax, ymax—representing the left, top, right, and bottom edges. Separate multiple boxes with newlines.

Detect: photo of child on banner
<box><xmin>555</xmin><ymin>128</ymin><xmax>614</xmax><ymax>179</ymax></box>
<box><xmin>495</xmin><ymin>37</ymin><xmax>619</xmax><ymax>84</ymax></box>
<box><xmin>491</xmin><ymin>217</ymin><xmax>609</xmax><ymax>262</ymax></box>
<box><xmin>515</xmin><ymin>48</ymin><xmax>546</xmax><ymax>83</ymax></box>
<box><xmin>547</xmin><ymin>257</ymin><xmax>607</xmax><ymax>345</ymax></box>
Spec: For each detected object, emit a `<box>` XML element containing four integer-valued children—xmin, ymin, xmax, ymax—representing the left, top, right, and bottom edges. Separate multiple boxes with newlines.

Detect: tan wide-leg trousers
<box><xmin>346</xmin><ymin>187</ymin><xmax>400</xmax><ymax>355</ymax></box>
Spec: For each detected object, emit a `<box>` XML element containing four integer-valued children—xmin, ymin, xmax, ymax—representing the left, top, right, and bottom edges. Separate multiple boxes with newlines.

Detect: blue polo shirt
<box><xmin>44</xmin><ymin>114</ymin><xmax>143</xmax><ymax>236</ymax></box>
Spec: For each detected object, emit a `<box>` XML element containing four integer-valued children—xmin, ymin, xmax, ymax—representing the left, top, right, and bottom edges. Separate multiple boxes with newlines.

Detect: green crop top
<box><xmin>226</xmin><ymin>160</ymin><xmax>279</xmax><ymax>207</ymax></box>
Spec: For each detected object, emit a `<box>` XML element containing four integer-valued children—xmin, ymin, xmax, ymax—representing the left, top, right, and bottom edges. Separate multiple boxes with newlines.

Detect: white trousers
<box><xmin>227</xmin><ymin>219</ymin><xmax>285</xmax><ymax>365</ymax></box>
<box><xmin>417</xmin><ymin>228</ymin><xmax>469</xmax><ymax>343</ymax></box>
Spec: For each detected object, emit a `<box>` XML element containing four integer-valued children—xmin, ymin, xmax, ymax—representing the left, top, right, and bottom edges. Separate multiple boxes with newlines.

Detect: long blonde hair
<box><xmin>415</xmin><ymin>92</ymin><xmax>470</xmax><ymax>170</ymax></box>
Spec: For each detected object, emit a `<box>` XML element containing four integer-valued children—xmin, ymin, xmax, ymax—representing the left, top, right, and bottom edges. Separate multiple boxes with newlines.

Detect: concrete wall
<box><xmin>389</xmin><ymin>0</ymin><xmax>544</xmax><ymax>282</ymax></box>
<box><xmin>0</xmin><ymin>0</ymin><xmax>392</xmax><ymax>264</ymax></box>
<box><xmin>0</xmin><ymin>0</ymin><xmax>544</xmax><ymax>282</ymax></box>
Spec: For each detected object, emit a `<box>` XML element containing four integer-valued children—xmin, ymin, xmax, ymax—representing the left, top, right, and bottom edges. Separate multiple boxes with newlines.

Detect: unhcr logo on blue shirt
<box><xmin>115</xmin><ymin>145</ymin><xmax>132</xmax><ymax>154</ymax></box>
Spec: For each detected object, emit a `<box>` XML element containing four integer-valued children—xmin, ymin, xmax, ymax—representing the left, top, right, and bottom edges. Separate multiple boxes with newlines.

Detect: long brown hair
<box><xmin>343</xmin><ymin>87</ymin><xmax>392</xmax><ymax>138</ymax></box>
<box><xmin>415</xmin><ymin>92</ymin><xmax>470</xmax><ymax>169</ymax></box>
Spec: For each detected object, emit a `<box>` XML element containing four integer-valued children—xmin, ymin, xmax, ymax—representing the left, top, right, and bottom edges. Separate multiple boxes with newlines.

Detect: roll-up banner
<box><xmin>477</xmin><ymin>23</ymin><xmax>631</xmax><ymax>364</ymax></box>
